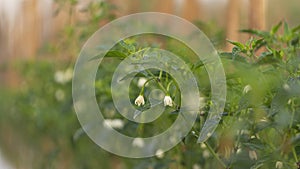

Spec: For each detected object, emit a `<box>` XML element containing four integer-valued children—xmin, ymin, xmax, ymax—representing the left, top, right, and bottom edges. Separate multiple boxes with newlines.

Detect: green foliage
<box><xmin>1</xmin><ymin>4</ymin><xmax>300</xmax><ymax>167</ymax></box>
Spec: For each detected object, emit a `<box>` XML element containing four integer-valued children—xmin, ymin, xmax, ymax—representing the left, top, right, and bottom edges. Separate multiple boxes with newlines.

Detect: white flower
<box><xmin>243</xmin><ymin>84</ymin><xmax>252</xmax><ymax>94</ymax></box>
<box><xmin>155</xmin><ymin>149</ymin><xmax>164</xmax><ymax>159</ymax></box>
<box><xmin>275</xmin><ymin>161</ymin><xmax>283</xmax><ymax>169</ymax></box>
<box><xmin>132</xmin><ymin>138</ymin><xmax>144</xmax><ymax>148</ymax></box>
<box><xmin>64</xmin><ymin>68</ymin><xmax>73</xmax><ymax>82</ymax></box>
<box><xmin>103</xmin><ymin>119</ymin><xmax>124</xmax><ymax>129</ymax></box>
<box><xmin>137</xmin><ymin>77</ymin><xmax>147</xmax><ymax>88</ymax></box>
<box><xmin>200</xmin><ymin>143</ymin><xmax>206</xmax><ymax>149</ymax></box>
<box><xmin>283</xmin><ymin>83</ymin><xmax>290</xmax><ymax>91</ymax></box>
<box><xmin>54</xmin><ymin>68</ymin><xmax>73</xmax><ymax>84</ymax></box>
<box><xmin>54</xmin><ymin>71</ymin><xmax>65</xmax><ymax>84</ymax></box>
<box><xmin>163</xmin><ymin>95</ymin><xmax>173</xmax><ymax>107</ymax></box>
<box><xmin>249</xmin><ymin>150</ymin><xmax>257</xmax><ymax>160</ymax></box>
<box><xmin>202</xmin><ymin>149</ymin><xmax>210</xmax><ymax>158</ymax></box>
<box><xmin>192</xmin><ymin>164</ymin><xmax>201</xmax><ymax>169</ymax></box>
<box><xmin>55</xmin><ymin>89</ymin><xmax>65</xmax><ymax>101</ymax></box>
<box><xmin>134</xmin><ymin>95</ymin><xmax>145</xmax><ymax>106</ymax></box>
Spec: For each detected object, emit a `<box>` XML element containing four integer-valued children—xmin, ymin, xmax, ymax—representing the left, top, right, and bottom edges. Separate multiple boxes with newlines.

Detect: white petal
<box><xmin>132</xmin><ymin>138</ymin><xmax>144</xmax><ymax>148</ymax></box>
<box><xmin>155</xmin><ymin>149</ymin><xmax>164</xmax><ymax>159</ymax></box>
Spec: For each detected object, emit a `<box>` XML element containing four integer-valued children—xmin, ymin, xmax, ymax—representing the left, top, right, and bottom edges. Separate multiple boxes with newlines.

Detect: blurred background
<box><xmin>0</xmin><ymin>0</ymin><xmax>299</xmax><ymax>169</ymax></box>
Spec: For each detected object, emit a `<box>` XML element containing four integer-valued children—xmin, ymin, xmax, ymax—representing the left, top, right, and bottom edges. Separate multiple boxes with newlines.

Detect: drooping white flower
<box><xmin>243</xmin><ymin>84</ymin><xmax>252</xmax><ymax>94</ymax></box>
<box><xmin>132</xmin><ymin>138</ymin><xmax>144</xmax><ymax>148</ymax></box>
<box><xmin>103</xmin><ymin>119</ymin><xmax>124</xmax><ymax>129</ymax></box>
<box><xmin>163</xmin><ymin>95</ymin><xmax>173</xmax><ymax>107</ymax></box>
<box><xmin>137</xmin><ymin>77</ymin><xmax>147</xmax><ymax>88</ymax></box>
<box><xmin>249</xmin><ymin>150</ymin><xmax>257</xmax><ymax>160</ymax></box>
<box><xmin>134</xmin><ymin>95</ymin><xmax>145</xmax><ymax>106</ymax></box>
<box><xmin>192</xmin><ymin>164</ymin><xmax>201</xmax><ymax>169</ymax></box>
<box><xmin>155</xmin><ymin>149</ymin><xmax>164</xmax><ymax>159</ymax></box>
<box><xmin>275</xmin><ymin>161</ymin><xmax>283</xmax><ymax>169</ymax></box>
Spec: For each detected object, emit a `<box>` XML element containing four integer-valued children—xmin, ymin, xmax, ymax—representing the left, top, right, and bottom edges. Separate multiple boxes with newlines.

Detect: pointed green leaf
<box><xmin>283</xmin><ymin>21</ymin><xmax>290</xmax><ymax>36</ymax></box>
<box><xmin>270</xmin><ymin>21</ymin><xmax>282</xmax><ymax>35</ymax></box>
<box><xmin>227</xmin><ymin>40</ymin><xmax>245</xmax><ymax>50</ymax></box>
<box><xmin>240</xmin><ymin>29</ymin><xmax>269</xmax><ymax>37</ymax></box>
<box><xmin>292</xmin><ymin>24</ymin><xmax>300</xmax><ymax>33</ymax></box>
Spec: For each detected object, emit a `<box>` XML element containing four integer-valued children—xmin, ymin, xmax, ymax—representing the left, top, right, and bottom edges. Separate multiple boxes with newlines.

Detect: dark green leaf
<box><xmin>240</xmin><ymin>29</ymin><xmax>269</xmax><ymax>37</ymax></box>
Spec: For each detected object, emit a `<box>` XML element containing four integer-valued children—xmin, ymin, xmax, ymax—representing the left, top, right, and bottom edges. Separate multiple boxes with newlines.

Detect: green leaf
<box><xmin>292</xmin><ymin>24</ymin><xmax>300</xmax><ymax>33</ymax></box>
<box><xmin>119</xmin><ymin>40</ymin><xmax>136</xmax><ymax>53</ymax></box>
<box><xmin>270</xmin><ymin>21</ymin><xmax>282</xmax><ymax>35</ymax></box>
<box><xmin>240</xmin><ymin>29</ymin><xmax>269</xmax><ymax>38</ymax></box>
<box><xmin>227</xmin><ymin>40</ymin><xmax>245</xmax><ymax>50</ymax></box>
<box><xmin>252</xmin><ymin>39</ymin><xmax>266</xmax><ymax>51</ymax></box>
<box><xmin>283</xmin><ymin>21</ymin><xmax>290</xmax><ymax>36</ymax></box>
<box><xmin>104</xmin><ymin>50</ymin><xmax>127</xmax><ymax>58</ymax></box>
<box><xmin>192</xmin><ymin>60</ymin><xmax>204</xmax><ymax>70</ymax></box>
<box><xmin>89</xmin><ymin>50</ymin><xmax>127</xmax><ymax>61</ymax></box>
<box><xmin>219</xmin><ymin>52</ymin><xmax>247</xmax><ymax>62</ymax></box>
<box><xmin>250</xmin><ymin>163</ymin><xmax>264</xmax><ymax>169</ymax></box>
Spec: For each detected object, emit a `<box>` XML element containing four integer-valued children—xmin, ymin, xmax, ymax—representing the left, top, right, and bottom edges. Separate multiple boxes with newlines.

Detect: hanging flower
<box><xmin>249</xmin><ymin>150</ymin><xmax>257</xmax><ymax>160</ymax></box>
<box><xmin>275</xmin><ymin>161</ymin><xmax>283</xmax><ymax>169</ymax></box>
<box><xmin>134</xmin><ymin>95</ymin><xmax>145</xmax><ymax>106</ymax></box>
<box><xmin>155</xmin><ymin>149</ymin><xmax>164</xmax><ymax>159</ymax></box>
<box><xmin>243</xmin><ymin>84</ymin><xmax>252</xmax><ymax>94</ymax></box>
<box><xmin>163</xmin><ymin>95</ymin><xmax>173</xmax><ymax>107</ymax></box>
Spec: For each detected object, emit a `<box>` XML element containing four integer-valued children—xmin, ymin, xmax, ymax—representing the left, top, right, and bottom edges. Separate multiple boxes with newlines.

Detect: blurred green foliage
<box><xmin>0</xmin><ymin>0</ymin><xmax>300</xmax><ymax>168</ymax></box>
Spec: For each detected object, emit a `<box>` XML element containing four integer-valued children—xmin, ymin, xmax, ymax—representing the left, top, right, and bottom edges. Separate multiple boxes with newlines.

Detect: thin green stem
<box><xmin>292</xmin><ymin>147</ymin><xmax>298</xmax><ymax>162</ymax></box>
<box><xmin>204</xmin><ymin>142</ymin><xmax>227</xmax><ymax>169</ymax></box>
<box><xmin>139</xmin><ymin>77</ymin><xmax>155</xmax><ymax>95</ymax></box>
<box><xmin>146</xmin><ymin>70</ymin><xmax>168</xmax><ymax>94</ymax></box>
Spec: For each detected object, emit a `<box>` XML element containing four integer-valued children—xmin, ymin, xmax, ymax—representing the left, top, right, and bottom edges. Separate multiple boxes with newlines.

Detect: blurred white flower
<box><xmin>103</xmin><ymin>119</ymin><xmax>124</xmax><ymax>129</ymax></box>
<box><xmin>236</xmin><ymin>148</ymin><xmax>242</xmax><ymax>154</ymax></box>
<box><xmin>249</xmin><ymin>150</ymin><xmax>257</xmax><ymax>160</ymax></box>
<box><xmin>200</xmin><ymin>143</ymin><xmax>206</xmax><ymax>149</ymax></box>
<box><xmin>55</xmin><ymin>89</ymin><xmax>65</xmax><ymax>101</ymax></box>
<box><xmin>283</xmin><ymin>83</ymin><xmax>290</xmax><ymax>91</ymax></box>
<box><xmin>135</xmin><ymin>95</ymin><xmax>145</xmax><ymax>106</ymax></box>
<box><xmin>163</xmin><ymin>95</ymin><xmax>173</xmax><ymax>107</ymax></box>
<box><xmin>54</xmin><ymin>71</ymin><xmax>65</xmax><ymax>84</ymax></box>
<box><xmin>202</xmin><ymin>149</ymin><xmax>210</xmax><ymax>158</ymax></box>
<box><xmin>54</xmin><ymin>68</ymin><xmax>73</xmax><ymax>84</ymax></box>
<box><xmin>243</xmin><ymin>84</ymin><xmax>252</xmax><ymax>94</ymax></box>
<box><xmin>137</xmin><ymin>77</ymin><xmax>147</xmax><ymax>88</ymax></box>
<box><xmin>275</xmin><ymin>161</ymin><xmax>283</xmax><ymax>169</ymax></box>
<box><xmin>192</xmin><ymin>164</ymin><xmax>201</xmax><ymax>169</ymax></box>
<box><xmin>132</xmin><ymin>138</ymin><xmax>144</xmax><ymax>148</ymax></box>
<box><xmin>64</xmin><ymin>68</ymin><xmax>73</xmax><ymax>82</ymax></box>
<box><xmin>155</xmin><ymin>149</ymin><xmax>164</xmax><ymax>159</ymax></box>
